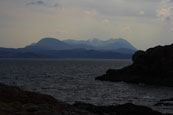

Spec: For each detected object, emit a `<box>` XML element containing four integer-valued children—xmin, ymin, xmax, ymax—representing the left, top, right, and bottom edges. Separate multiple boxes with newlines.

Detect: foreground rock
<box><xmin>0</xmin><ymin>83</ymin><xmax>91</xmax><ymax>115</ymax></box>
<box><xmin>74</xmin><ymin>102</ymin><xmax>168</xmax><ymax>115</ymax></box>
<box><xmin>96</xmin><ymin>44</ymin><xmax>173</xmax><ymax>87</ymax></box>
<box><xmin>0</xmin><ymin>83</ymin><xmax>169</xmax><ymax>115</ymax></box>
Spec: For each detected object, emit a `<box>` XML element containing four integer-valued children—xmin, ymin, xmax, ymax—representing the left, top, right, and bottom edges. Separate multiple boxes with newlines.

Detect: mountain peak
<box><xmin>25</xmin><ymin>38</ymin><xmax>71</xmax><ymax>50</ymax></box>
<box><xmin>38</xmin><ymin>38</ymin><xmax>61</xmax><ymax>44</ymax></box>
<box><xmin>36</xmin><ymin>37</ymin><xmax>68</xmax><ymax>47</ymax></box>
<box><xmin>1</xmin><ymin>37</ymin><xmax>137</xmax><ymax>59</ymax></box>
<box><xmin>25</xmin><ymin>37</ymin><xmax>136</xmax><ymax>53</ymax></box>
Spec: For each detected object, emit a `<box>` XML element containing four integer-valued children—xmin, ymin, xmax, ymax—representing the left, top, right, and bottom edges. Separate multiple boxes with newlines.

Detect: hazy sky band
<box><xmin>0</xmin><ymin>0</ymin><xmax>173</xmax><ymax>50</ymax></box>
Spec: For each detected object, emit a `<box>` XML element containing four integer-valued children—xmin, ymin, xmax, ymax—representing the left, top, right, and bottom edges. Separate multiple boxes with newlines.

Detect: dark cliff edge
<box><xmin>96</xmin><ymin>44</ymin><xmax>173</xmax><ymax>87</ymax></box>
<box><xmin>0</xmin><ymin>83</ymin><xmax>169</xmax><ymax>115</ymax></box>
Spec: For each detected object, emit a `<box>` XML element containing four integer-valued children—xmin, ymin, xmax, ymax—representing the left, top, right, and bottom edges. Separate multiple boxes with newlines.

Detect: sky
<box><xmin>0</xmin><ymin>0</ymin><xmax>173</xmax><ymax>50</ymax></box>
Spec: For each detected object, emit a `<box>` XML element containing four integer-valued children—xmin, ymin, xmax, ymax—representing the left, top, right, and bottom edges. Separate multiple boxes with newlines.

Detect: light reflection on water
<box><xmin>0</xmin><ymin>59</ymin><xmax>172</xmax><ymax>113</ymax></box>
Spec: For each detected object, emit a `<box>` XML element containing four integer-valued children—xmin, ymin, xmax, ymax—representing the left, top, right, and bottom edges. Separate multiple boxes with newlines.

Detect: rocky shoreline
<box><xmin>0</xmin><ymin>83</ymin><xmax>171</xmax><ymax>115</ymax></box>
<box><xmin>96</xmin><ymin>44</ymin><xmax>173</xmax><ymax>87</ymax></box>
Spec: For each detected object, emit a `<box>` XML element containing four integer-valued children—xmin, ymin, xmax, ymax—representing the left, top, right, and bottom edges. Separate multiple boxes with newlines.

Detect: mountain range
<box><xmin>0</xmin><ymin>38</ymin><xmax>137</xmax><ymax>59</ymax></box>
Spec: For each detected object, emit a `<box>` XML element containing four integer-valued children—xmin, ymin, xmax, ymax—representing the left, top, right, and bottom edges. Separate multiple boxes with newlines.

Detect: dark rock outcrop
<box><xmin>0</xmin><ymin>83</ymin><xmax>90</xmax><ymax>115</ymax></box>
<box><xmin>0</xmin><ymin>83</ymin><xmax>169</xmax><ymax>115</ymax></box>
<box><xmin>96</xmin><ymin>44</ymin><xmax>173</xmax><ymax>86</ymax></box>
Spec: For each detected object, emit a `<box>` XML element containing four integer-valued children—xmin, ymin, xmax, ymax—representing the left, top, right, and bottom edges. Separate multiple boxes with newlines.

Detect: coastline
<box><xmin>0</xmin><ymin>83</ymin><xmax>170</xmax><ymax>115</ymax></box>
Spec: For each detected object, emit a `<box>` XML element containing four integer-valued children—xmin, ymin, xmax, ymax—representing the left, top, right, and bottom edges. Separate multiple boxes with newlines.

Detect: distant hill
<box><xmin>0</xmin><ymin>37</ymin><xmax>137</xmax><ymax>59</ymax></box>
<box><xmin>24</xmin><ymin>38</ymin><xmax>72</xmax><ymax>51</ymax></box>
<box><xmin>63</xmin><ymin>38</ymin><xmax>137</xmax><ymax>51</ymax></box>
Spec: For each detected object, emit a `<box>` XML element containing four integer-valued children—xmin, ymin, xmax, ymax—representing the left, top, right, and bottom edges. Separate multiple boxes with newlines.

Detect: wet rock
<box><xmin>96</xmin><ymin>44</ymin><xmax>173</xmax><ymax>87</ymax></box>
<box><xmin>0</xmin><ymin>83</ymin><xmax>57</xmax><ymax>104</ymax></box>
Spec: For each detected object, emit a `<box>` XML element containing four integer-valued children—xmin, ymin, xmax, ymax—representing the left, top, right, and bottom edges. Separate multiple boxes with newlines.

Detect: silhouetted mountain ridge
<box><xmin>0</xmin><ymin>37</ymin><xmax>137</xmax><ymax>59</ymax></box>
<box><xmin>63</xmin><ymin>38</ymin><xmax>136</xmax><ymax>51</ymax></box>
<box><xmin>25</xmin><ymin>38</ymin><xmax>73</xmax><ymax>50</ymax></box>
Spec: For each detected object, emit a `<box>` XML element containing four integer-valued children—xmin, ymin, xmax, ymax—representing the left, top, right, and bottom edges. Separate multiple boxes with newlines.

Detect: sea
<box><xmin>0</xmin><ymin>59</ymin><xmax>173</xmax><ymax>114</ymax></box>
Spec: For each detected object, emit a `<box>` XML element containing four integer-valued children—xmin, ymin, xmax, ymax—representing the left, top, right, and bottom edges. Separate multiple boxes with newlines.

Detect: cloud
<box><xmin>139</xmin><ymin>11</ymin><xmax>145</xmax><ymax>15</ymax></box>
<box><xmin>83</xmin><ymin>10</ymin><xmax>97</xmax><ymax>16</ymax></box>
<box><xmin>157</xmin><ymin>7</ymin><xmax>173</xmax><ymax>22</ymax></box>
<box><xmin>1</xmin><ymin>0</ymin><xmax>173</xmax><ymax>50</ymax></box>
<box><xmin>56</xmin><ymin>29</ymin><xmax>69</xmax><ymax>37</ymax></box>
<box><xmin>26</xmin><ymin>0</ymin><xmax>59</xmax><ymax>8</ymax></box>
<box><xmin>58</xmin><ymin>0</ymin><xmax>161</xmax><ymax>18</ymax></box>
<box><xmin>156</xmin><ymin>0</ymin><xmax>173</xmax><ymax>34</ymax></box>
<box><xmin>102</xmin><ymin>19</ymin><xmax>110</xmax><ymax>23</ymax></box>
<box><xmin>157</xmin><ymin>0</ymin><xmax>173</xmax><ymax>22</ymax></box>
<box><xmin>169</xmin><ymin>28</ymin><xmax>173</xmax><ymax>32</ymax></box>
<box><xmin>121</xmin><ymin>26</ymin><xmax>132</xmax><ymax>33</ymax></box>
<box><xmin>27</xmin><ymin>0</ymin><xmax>44</xmax><ymax>5</ymax></box>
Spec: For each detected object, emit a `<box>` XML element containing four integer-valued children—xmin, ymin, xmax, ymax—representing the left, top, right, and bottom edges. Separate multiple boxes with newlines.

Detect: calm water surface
<box><xmin>0</xmin><ymin>59</ymin><xmax>173</xmax><ymax>113</ymax></box>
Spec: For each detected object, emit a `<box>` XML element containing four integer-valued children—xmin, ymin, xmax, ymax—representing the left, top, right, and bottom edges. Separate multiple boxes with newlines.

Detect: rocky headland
<box><xmin>96</xmin><ymin>44</ymin><xmax>173</xmax><ymax>87</ymax></box>
<box><xmin>0</xmin><ymin>83</ymin><xmax>170</xmax><ymax>115</ymax></box>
